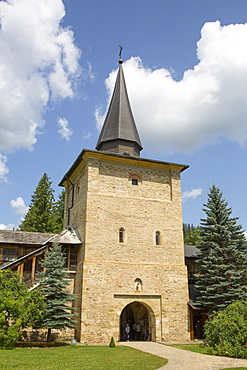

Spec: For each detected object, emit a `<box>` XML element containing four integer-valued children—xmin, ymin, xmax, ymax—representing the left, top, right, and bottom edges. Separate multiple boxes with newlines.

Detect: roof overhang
<box><xmin>188</xmin><ymin>301</ymin><xmax>208</xmax><ymax>311</ymax></box>
<box><xmin>0</xmin><ymin>227</ymin><xmax>82</xmax><ymax>270</ymax></box>
<box><xmin>59</xmin><ymin>149</ymin><xmax>189</xmax><ymax>187</ymax></box>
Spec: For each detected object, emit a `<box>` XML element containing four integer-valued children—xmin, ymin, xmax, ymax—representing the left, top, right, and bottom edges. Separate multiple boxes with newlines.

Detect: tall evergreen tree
<box><xmin>19</xmin><ymin>173</ymin><xmax>55</xmax><ymax>233</ymax></box>
<box><xmin>50</xmin><ymin>190</ymin><xmax>65</xmax><ymax>233</ymax></box>
<box><xmin>19</xmin><ymin>174</ymin><xmax>64</xmax><ymax>233</ymax></box>
<box><xmin>39</xmin><ymin>242</ymin><xmax>76</xmax><ymax>342</ymax></box>
<box><xmin>195</xmin><ymin>185</ymin><xmax>247</xmax><ymax>311</ymax></box>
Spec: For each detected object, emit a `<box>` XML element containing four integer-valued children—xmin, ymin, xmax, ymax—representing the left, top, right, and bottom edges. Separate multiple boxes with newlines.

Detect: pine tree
<box><xmin>50</xmin><ymin>190</ymin><xmax>65</xmax><ymax>233</ymax></box>
<box><xmin>39</xmin><ymin>242</ymin><xmax>76</xmax><ymax>342</ymax></box>
<box><xmin>195</xmin><ymin>185</ymin><xmax>247</xmax><ymax>311</ymax></box>
<box><xmin>19</xmin><ymin>174</ymin><xmax>64</xmax><ymax>233</ymax></box>
<box><xmin>19</xmin><ymin>173</ymin><xmax>55</xmax><ymax>233</ymax></box>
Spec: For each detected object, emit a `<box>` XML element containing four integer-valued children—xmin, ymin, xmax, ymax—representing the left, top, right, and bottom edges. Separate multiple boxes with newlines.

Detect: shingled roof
<box><xmin>0</xmin><ymin>228</ymin><xmax>82</xmax><ymax>270</ymax></box>
<box><xmin>0</xmin><ymin>228</ymin><xmax>81</xmax><ymax>246</ymax></box>
<box><xmin>96</xmin><ymin>59</ymin><xmax>143</xmax><ymax>156</ymax></box>
<box><xmin>0</xmin><ymin>230</ymin><xmax>56</xmax><ymax>245</ymax></box>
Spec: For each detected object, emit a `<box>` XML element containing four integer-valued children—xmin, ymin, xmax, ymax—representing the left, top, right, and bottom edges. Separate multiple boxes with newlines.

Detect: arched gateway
<box><xmin>120</xmin><ymin>302</ymin><xmax>155</xmax><ymax>341</ymax></box>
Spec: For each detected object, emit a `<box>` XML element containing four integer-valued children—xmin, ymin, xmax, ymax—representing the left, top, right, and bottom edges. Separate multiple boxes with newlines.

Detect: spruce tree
<box><xmin>19</xmin><ymin>173</ymin><xmax>55</xmax><ymax>233</ymax></box>
<box><xmin>50</xmin><ymin>190</ymin><xmax>65</xmax><ymax>233</ymax></box>
<box><xmin>195</xmin><ymin>185</ymin><xmax>247</xmax><ymax>311</ymax></box>
<box><xmin>39</xmin><ymin>242</ymin><xmax>76</xmax><ymax>342</ymax></box>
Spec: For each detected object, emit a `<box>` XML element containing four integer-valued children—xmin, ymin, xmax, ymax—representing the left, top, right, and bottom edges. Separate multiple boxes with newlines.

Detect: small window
<box><xmin>129</xmin><ymin>172</ymin><xmax>142</xmax><ymax>185</ymax></box>
<box><xmin>134</xmin><ymin>278</ymin><xmax>142</xmax><ymax>291</ymax></box>
<box><xmin>2</xmin><ymin>248</ymin><xmax>17</xmax><ymax>261</ymax></box>
<box><xmin>62</xmin><ymin>245</ymin><xmax>78</xmax><ymax>271</ymax></box>
<box><xmin>119</xmin><ymin>228</ymin><xmax>124</xmax><ymax>243</ymax></box>
<box><xmin>155</xmin><ymin>231</ymin><xmax>161</xmax><ymax>245</ymax></box>
<box><xmin>119</xmin><ymin>228</ymin><xmax>125</xmax><ymax>243</ymax></box>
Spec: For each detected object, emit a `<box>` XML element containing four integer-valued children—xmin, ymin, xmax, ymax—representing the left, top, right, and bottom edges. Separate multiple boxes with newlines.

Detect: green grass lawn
<box><xmin>170</xmin><ymin>343</ymin><xmax>209</xmax><ymax>354</ymax></box>
<box><xmin>221</xmin><ymin>368</ymin><xmax>247</xmax><ymax>370</ymax></box>
<box><xmin>0</xmin><ymin>345</ymin><xmax>168</xmax><ymax>370</ymax></box>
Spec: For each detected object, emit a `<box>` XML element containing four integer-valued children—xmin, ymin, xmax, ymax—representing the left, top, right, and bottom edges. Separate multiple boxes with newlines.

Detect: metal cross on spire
<box><xmin>119</xmin><ymin>45</ymin><xmax>123</xmax><ymax>59</ymax></box>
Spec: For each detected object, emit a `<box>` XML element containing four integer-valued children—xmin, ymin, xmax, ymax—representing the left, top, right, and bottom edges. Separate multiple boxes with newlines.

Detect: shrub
<box><xmin>109</xmin><ymin>337</ymin><xmax>116</xmax><ymax>348</ymax></box>
<box><xmin>204</xmin><ymin>301</ymin><xmax>247</xmax><ymax>358</ymax></box>
<box><xmin>0</xmin><ymin>270</ymin><xmax>45</xmax><ymax>349</ymax></box>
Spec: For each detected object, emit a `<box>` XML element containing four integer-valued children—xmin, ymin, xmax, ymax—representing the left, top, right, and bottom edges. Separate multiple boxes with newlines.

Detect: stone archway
<box><xmin>120</xmin><ymin>301</ymin><xmax>155</xmax><ymax>341</ymax></box>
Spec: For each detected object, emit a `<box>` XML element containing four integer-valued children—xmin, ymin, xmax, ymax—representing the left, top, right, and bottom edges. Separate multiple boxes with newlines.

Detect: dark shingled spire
<box><xmin>96</xmin><ymin>59</ymin><xmax>143</xmax><ymax>156</ymax></box>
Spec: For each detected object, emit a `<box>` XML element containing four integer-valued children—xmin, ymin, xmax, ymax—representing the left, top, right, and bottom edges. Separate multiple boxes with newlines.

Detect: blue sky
<box><xmin>0</xmin><ymin>0</ymin><xmax>247</xmax><ymax>233</ymax></box>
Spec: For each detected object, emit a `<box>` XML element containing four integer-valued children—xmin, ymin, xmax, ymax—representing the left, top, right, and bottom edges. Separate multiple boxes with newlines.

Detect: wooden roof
<box><xmin>0</xmin><ymin>228</ymin><xmax>81</xmax><ymax>246</ymax></box>
<box><xmin>0</xmin><ymin>230</ymin><xmax>56</xmax><ymax>245</ymax></box>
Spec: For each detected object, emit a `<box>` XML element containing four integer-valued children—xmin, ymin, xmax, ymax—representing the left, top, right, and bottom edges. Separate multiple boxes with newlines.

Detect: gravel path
<box><xmin>120</xmin><ymin>341</ymin><xmax>247</xmax><ymax>370</ymax></box>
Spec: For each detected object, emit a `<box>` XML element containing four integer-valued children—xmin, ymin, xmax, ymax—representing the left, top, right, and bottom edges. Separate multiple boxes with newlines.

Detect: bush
<box><xmin>0</xmin><ymin>270</ymin><xmax>45</xmax><ymax>349</ymax></box>
<box><xmin>109</xmin><ymin>337</ymin><xmax>116</xmax><ymax>348</ymax></box>
<box><xmin>204</xmin><ymin>301</ymin><xmax>247</xmax><ymax>358</ymax></box>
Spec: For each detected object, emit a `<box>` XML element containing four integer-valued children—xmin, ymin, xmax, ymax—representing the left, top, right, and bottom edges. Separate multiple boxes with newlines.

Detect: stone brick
<box><xmin>62</xmin><ymin>150</ymin><xmax>190</xmax><ymax>344</ymax></box>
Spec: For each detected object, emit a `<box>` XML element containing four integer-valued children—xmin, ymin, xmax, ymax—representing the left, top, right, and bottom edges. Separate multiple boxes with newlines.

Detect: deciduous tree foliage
<box><xmin>19</xmin><ymin>173</ymin><xmax>64</xmax><ymax>233</ymax></box>
<box><xmin>204</xmin><ymin>301</ymin><xmax>247</xmax><ymax>358</ymax></box>
<box><xmin>183</xmin><ymin>223</ymin><xmax>201</xmax><ymax>246</ymax></box>
<box><xmin>39</xmin><ymin>243</ymin><xmax>76</xmax><ymax>342</ymax></box>
<box><xmin>195</xmin><ymin>185</ymin><xmax>247</xmax><ymax>311</ymax></box>
<box><xmin>0</xmin><ymin>270</ymin><xmax>45</xmax><ymax>348</ymax></box>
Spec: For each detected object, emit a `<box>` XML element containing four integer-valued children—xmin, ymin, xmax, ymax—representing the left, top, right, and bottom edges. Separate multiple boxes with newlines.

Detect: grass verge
<box><xmin>169</xmin><ymin>343</ymin><xmax>208</xmax><ymax>354</ymax></box>
<box><xmin>0</xmin><ymin>344</ymin><xmax>168</xmax><ymax>370</ymax></box>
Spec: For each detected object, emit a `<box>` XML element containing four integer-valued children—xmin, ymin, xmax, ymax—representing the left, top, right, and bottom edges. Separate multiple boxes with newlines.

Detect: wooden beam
<box><xmin>31</xmin><ymin>256</ymin><xmax>36</xmax><ymax>283</ymax></box>
<box><xmin>18</xmin><ymin>263</ymin><xmax>24</xmax><ymax>282</ymax></box>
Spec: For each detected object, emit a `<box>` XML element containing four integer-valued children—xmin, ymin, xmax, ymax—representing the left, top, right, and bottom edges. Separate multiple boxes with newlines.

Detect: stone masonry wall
<box><xmin>65</xmin><ymin>153</ymin><xmax>190</xmax><ymax>344</ymax></box>
<box><xmin>78</xmin><ymin>261</ymin><xmax>189</xmax><ymax>344</ymax></box>
<box><xmin>84</xmin><ymin>158</ymin><xmax>185</xmax><ymax>266</ymax></box>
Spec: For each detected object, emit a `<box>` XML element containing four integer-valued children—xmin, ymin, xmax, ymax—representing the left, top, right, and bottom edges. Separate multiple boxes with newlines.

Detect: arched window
<box><xmin>134</xmin><ymin>278</ymin><xmax>142</xmax><ymax>291</ymax></box>
<box><xmin>155</xmin><ymin>231</ymin><xmax>161</xmax><ymax>245</ymax></box>
<box><xmin>119</xmin><ymin>228</ymin><xmax>125</xmax><ymax>243</ymax></box>
<box><xmin>129</xmin><ymin>172</ymin><xmax>142</xmax><ymax>185</ymax></box>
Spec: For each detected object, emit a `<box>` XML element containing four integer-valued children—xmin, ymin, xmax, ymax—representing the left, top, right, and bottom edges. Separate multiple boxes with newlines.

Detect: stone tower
<box><xmin>59</xmin><ymin>58</ymin><xmax>190</xmax><ymax>344</ymax></box>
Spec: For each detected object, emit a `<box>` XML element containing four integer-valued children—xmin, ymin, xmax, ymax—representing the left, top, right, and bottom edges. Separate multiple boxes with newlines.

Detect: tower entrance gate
<box><xmin>120</xmin><ymin>301</ymin><xmax>154</xmax><ymax>341</ymax></box>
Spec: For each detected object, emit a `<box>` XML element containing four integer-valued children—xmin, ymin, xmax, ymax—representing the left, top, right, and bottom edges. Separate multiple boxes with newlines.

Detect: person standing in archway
<box><xmin>136</xmin><ymin>322</ymin><xmax>142</xmax><ymax>340</ymax></box>
<box><xmin>125</xmin><ymin>323</ymin><xmax>130</xmax><ymax>341</ymax></box>
<box><xmin>144</xmin><ymin>323</ymin><xmax>149</xmax><ymax>340</ymax></box>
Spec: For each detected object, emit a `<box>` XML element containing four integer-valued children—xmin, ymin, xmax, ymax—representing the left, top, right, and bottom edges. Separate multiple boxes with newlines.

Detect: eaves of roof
<box><xmin>59</xmin><ymin>149</ymin><xmax>189</xmax><ymax>186</ymax></box>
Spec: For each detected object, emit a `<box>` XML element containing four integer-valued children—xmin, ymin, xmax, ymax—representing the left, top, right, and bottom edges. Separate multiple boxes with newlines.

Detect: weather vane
<box><xmin>119</xmin><ymin>45</ymin><xmax>123</xmax><ymax>59</ymax></box>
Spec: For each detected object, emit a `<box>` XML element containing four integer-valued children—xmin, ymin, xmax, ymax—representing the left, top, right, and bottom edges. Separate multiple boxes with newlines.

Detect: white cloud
<box><xmin>57</xmin><ymin>117</ymin><xmax>73</xmax><ymax>141</ymax></box>
<box><xmin>182</xmin><ymin>188</ymin><xmax>203</xmax><ymax>202</ymax></box>
<box><xmin>83</xmin><ymin>131</ymin><xmax>92</xmax><ymax>140</ymax></box>
<box><xmin>10</xmin><ymin>196</ymin><xmax>29</xmax><ymax>215</ymax></box>
<box><xmin>0</xmin><ymin>0</ymin><xmax>81</xmax><ymax>153</ymax></box>
<box><xmin>0</xmin><ymin>154</ymin><xmax>9</xmax><ymax>182</ymax></box>
<box><xmin>0</xmin><ymin>223</ymin><xmax>15</xmax><ymax>230</ymax></box>
<box><xmin>87</xmin><ymin>62</ymin><xmax>96</xmax><ymax>83</ymax></box>
<box><xmin>10</xmin><ymin>197</ymin><xmax>29</xmax><ymax>215</ymax></box>
<box><xmin>96</xmin><ymin>21</ymin><xmax>247</xmax><ymax>154</ymax></box>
